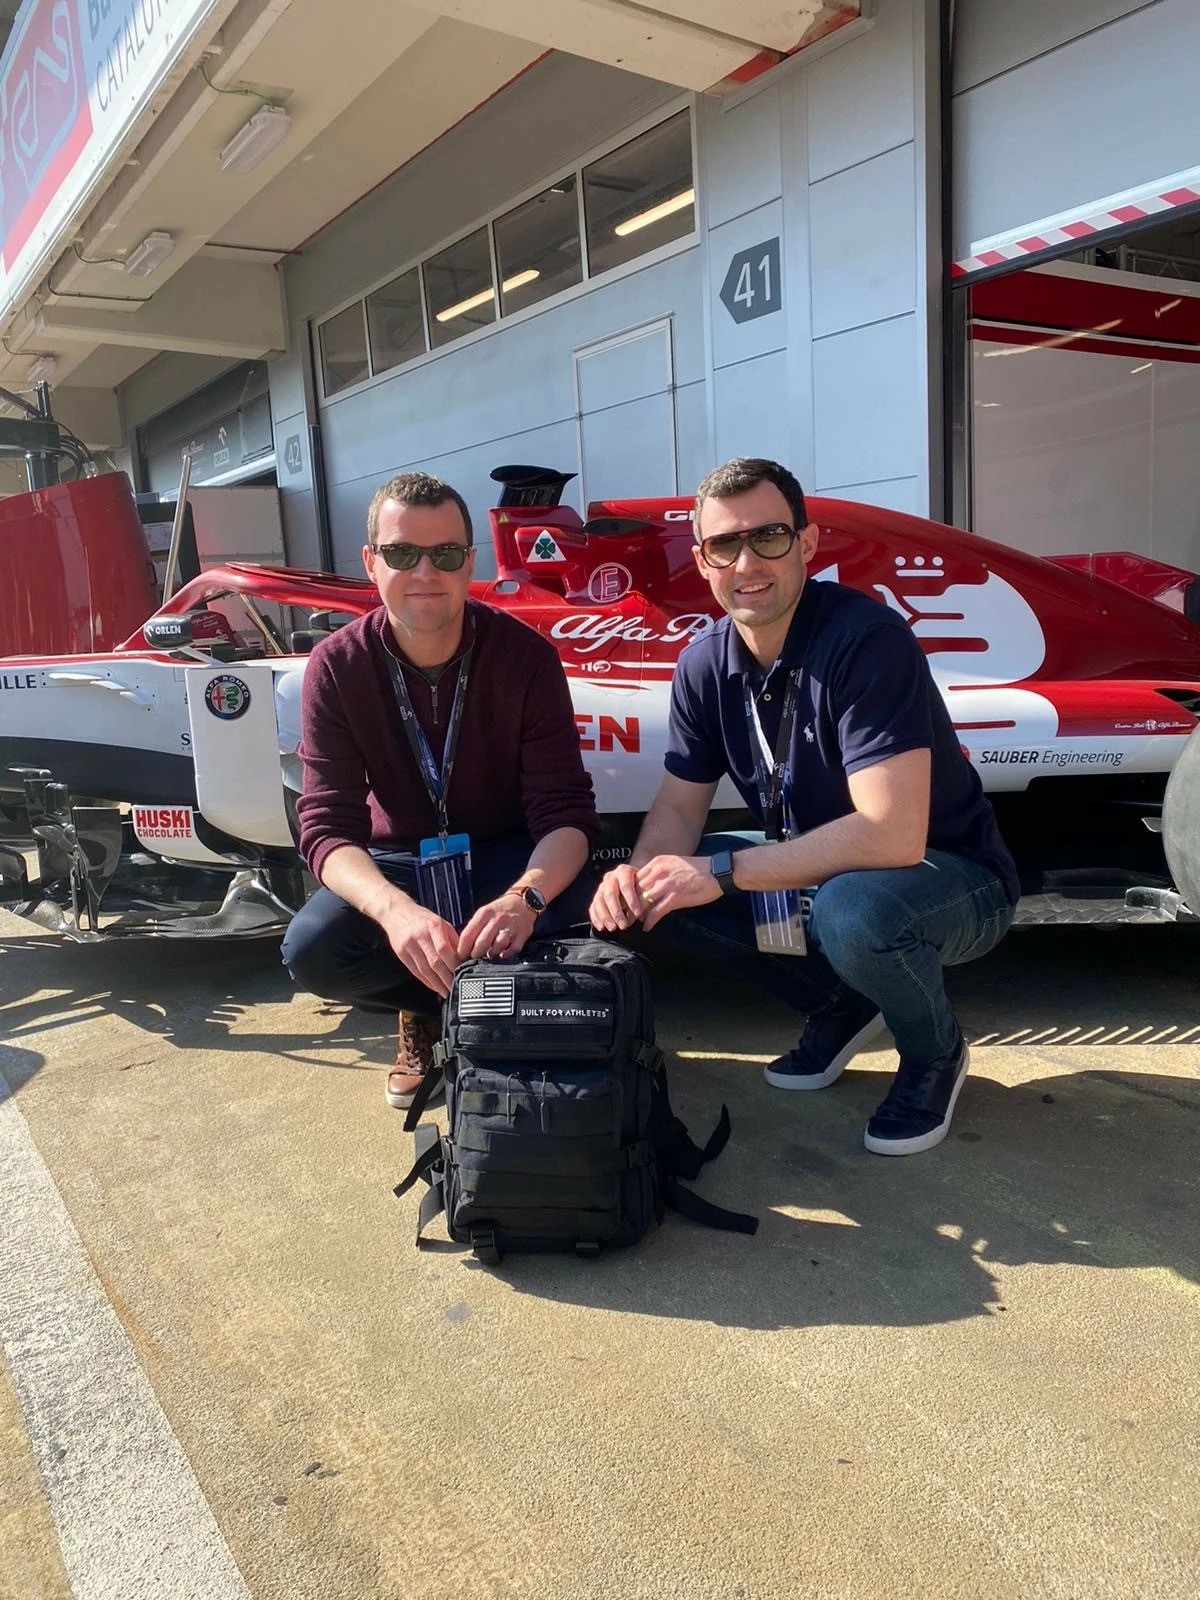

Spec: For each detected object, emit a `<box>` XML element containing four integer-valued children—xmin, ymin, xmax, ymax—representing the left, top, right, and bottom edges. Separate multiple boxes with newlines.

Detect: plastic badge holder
<box><xmin>751</xmin><ymin>888</ymin><xmax>810</xmax><ymax>957</ymax></box>
<box><xmin>415</xmin><ymin>833</ymin><xmax>473</xmax><ymax>930</ymax></box>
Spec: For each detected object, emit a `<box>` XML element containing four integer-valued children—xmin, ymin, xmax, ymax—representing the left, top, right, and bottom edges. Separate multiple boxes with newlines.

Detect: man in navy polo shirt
<box><xmin>590</xmin><ymin>457</ymin><xmax>1018</xmax><ymax>1156</ymax></box>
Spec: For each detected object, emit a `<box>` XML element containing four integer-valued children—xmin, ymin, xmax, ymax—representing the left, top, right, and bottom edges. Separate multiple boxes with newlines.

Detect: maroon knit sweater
<box><xmin>296</xmin><ymin>600</ymin><xmax>599</xmax><ymax>881</ymax></box>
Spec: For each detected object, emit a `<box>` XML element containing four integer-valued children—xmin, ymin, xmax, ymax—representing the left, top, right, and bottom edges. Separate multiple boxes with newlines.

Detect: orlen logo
<box><xmin>575</xmin><ymin>714</ymin><xmax>639</xmax><ymax>753</ymax></box>
<box><xmin>132</xmin><ymin>806</ymin><xmax>194</xmax><ymax>841</ymax></box>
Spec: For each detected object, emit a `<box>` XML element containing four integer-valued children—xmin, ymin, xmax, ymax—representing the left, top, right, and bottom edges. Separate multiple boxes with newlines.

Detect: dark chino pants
<box><xmin>281</xmin><ymin>831</ymin><xmax>595</xmax><ymax>1016</ymax></box>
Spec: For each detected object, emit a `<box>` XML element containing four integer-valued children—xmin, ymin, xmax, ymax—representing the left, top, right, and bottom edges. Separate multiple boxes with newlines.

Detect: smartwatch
<box><xmin>709</xmin><ymin>850</ymin><xmax>737</xmax><ymax>896</ymax></box>
<box><xmin>510</xmin><ymin>884</ymin><xmax>547</xmax><ymax>914</ymax></box>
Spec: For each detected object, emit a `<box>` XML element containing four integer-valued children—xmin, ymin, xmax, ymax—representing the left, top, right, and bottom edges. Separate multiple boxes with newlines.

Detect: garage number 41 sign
<box><xmin>720</xmin><ymin>238</ymin><xmax>782</xmax><ymax>324</ymax></box>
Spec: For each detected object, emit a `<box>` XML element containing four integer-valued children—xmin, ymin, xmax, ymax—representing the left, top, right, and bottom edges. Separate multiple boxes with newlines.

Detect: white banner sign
<box><xmin>0</xmin><ymin>0</ymin><xmax>218</xmax><ymax>310</ymax></box>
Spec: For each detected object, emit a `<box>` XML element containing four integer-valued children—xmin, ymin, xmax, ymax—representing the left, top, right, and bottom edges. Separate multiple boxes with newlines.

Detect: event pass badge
<box><xmin>415</xmin><ymin>833</ymin><xmax>473</xmax><ymax>930</ymax></box>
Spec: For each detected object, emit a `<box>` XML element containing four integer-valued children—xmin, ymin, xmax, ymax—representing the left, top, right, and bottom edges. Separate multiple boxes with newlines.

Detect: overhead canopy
<box><xmin>0</xmin><ymin>0</ymin><xmax>862</xmax><ymax>435</ymax></box>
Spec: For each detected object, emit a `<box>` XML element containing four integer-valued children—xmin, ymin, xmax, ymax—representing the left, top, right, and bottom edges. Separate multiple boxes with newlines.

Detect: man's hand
<box><xmin>379</xmin><ymin>899</ymin><xmax>462</xmax><ymax>998</ymax></box>
<box><xmin>589</xmin><ymin>863</ymin><xmax>652</xmax><ymax>932</ymax></box>
<box><xmin>590</xmin><ymin>856</ymin><xmax>721</xmax><ymax>933</ymax></box>
<box><xmin>458</xmin><ymin>892</ymin><xmax>537</xmax><ymax>961</ymax></box>
<box><xmin>634</xmin><ymin>854</ymin><xmax>721</xmax><ymax>931</ymax></box>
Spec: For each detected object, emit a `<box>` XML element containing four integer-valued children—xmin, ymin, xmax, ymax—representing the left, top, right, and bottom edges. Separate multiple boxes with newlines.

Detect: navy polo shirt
<box><xmin>664</xmin><ymin>578</ymin><xmax>1020</xmax><ymax>904</ymax></box>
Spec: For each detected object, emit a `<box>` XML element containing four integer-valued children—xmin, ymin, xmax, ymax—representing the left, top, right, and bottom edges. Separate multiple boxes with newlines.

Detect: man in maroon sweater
<box><xmin>283</xmin><ymin>472</ymin><xmax>599</xmax><ymax>1108</ymax></box>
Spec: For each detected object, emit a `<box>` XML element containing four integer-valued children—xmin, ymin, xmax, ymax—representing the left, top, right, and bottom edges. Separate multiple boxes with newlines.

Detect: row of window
<box><xmin>317</xmin><ymin>110</ymin><xmax>694</xmax><ymax>398</ymax></box>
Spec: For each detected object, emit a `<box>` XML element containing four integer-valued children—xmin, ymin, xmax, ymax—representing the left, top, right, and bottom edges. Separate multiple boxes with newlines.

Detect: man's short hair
<box><xmin>366</xmin><ymin>472</ymin><xmax>473</xmax><ymax>545</ymax></box>
<box><xmin>693</xmin><ymin>457</ymin><xmax>809</xmax><ymax>532</ymax></box>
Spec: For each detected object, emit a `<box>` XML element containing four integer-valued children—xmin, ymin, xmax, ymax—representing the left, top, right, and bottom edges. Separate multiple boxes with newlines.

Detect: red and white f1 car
<box><xmin>2</xmin><ymin>466</ymin><xmax>1200</xmax><ymax>940</ymax></box>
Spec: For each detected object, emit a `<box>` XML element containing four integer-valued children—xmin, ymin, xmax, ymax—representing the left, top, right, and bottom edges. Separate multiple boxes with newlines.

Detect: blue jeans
<box><xmin>658</xmin><ymin>833</ymin><xmax>1015</xmax><ymax>1067</ymax></box>
<box><xmin>282</xmin><ymin>831</ymin><xmax>595</xmax><ymax>1016</ymax></box>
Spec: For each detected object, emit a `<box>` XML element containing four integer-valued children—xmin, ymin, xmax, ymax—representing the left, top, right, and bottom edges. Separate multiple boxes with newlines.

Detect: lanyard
<box><xmin>385</xmin><ymin>649</ymin><xmax>472</xmax><ymax>840</ymax></box>
<box><xmin>744</xmin><ymin>669</ymin><xmax>799</xmax><ymax>842</ymax></box>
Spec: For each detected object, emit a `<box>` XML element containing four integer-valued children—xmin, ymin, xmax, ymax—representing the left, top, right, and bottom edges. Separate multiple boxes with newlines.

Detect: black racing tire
<box><xmin>1163</xmin><ymin>723</ymin><xmax>1200</xmax><ymax>915</ymax></box>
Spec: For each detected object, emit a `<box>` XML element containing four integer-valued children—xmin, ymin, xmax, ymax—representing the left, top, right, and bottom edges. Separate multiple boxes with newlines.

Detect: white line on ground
<box><xmin>0</xmin><ymin>1070</ymin><xmax>251</xmax><ymax>1600</ymax></box>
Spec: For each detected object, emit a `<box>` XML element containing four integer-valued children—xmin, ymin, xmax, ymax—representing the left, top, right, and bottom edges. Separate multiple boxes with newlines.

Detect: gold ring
<box><xmin>643</xmin><ymin>892</ymin><xmax>656</xmax><ymax>906</ymax></box>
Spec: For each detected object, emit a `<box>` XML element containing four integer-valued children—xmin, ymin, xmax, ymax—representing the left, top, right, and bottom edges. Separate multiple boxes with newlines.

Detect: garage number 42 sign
<box><xmin>720</xmin><ymin>237</ymin><xmax>782</xmax><ymax>324</ymax></box>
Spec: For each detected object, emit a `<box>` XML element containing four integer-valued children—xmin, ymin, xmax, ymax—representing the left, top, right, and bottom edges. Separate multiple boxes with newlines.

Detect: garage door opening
<box><xmin>957</xmin><ymin>209</ymin><xmax>1200</xmax><ymax>599</ymax></box>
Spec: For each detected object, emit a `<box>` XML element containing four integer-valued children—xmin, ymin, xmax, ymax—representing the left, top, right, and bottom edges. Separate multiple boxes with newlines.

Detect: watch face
<box><xmin>522</xmin><ymin>886</ymin><xmax>547</xmax><ymax>913</ymax></box>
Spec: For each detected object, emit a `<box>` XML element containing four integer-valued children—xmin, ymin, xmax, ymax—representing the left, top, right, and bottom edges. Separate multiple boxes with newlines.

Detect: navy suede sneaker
<box><xmin>763</xmin><ymin>995</ymin><xmax>887</xmax><ymax>1091</ymax></box>
<box><xmin>863</xmin><ymin>1033</ymin><xmax>970</xmax><ymax>1156</ymax></box>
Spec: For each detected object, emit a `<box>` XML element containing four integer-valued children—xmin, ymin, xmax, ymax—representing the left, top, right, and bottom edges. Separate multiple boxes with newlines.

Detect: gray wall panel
<box><xmin>707</xmin><ymin>200</ymin><xmax>787</xmax><ymax>370</ymax></box>
<box><xmin>820</xmin><ymin>476</ymin><xmax>922</xmax><ymax>516</ymax></box>
<box><xmin>712</xmin><ymin>350</ymin><xmax>792</xmax><ymax>469</ymax></box>
<box><xmin>953</xmin><ymin>0</ymin><xmax>1156</xmax><ymax>92</ymax></box>
<box><xmin>326</xmin><ymin>415</ymin><xmax>582</xmax><ymax>576</ymax></box>
<box><xmin>703</xmin><ymin>89</ymin><xmax>783</xmax><ymax>230</ymax></box>
<box><xmin>953</xmin><ymin>0</ymin><xmax>1200</xmax><ymax>255</ymax></box>
<box><xmin>810</xmin><ymin>143</ymin><xmax>917</xmax><ymax>339</ymax></box>
<box><xmin>806</xmin><ymin>0</ymin><xmax>915</xmax><ymax>182</ymax></box>
<box><xmin>581</xmin><ymin>393</ymin><xmax>677</xmax><ymax>505</ymax></box>
<box><xmin>673</xmin><ymin>379</ymin><xmax>712</xmax><ymax>497</ymax></box>
<box><xmin>813</xmin><ymin>314</ymin><xmax>919</xmax><ymax>492</ymax></box>
<box><xmin>576</xmin><ymin>326</ymin><xmax>672</xmax><ymax>412</ymax></box>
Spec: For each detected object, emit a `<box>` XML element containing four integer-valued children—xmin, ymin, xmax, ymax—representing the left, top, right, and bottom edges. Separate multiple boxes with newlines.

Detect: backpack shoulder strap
<box><xmin>392</xmin><ymin>1123</ymin><xmax>448</xmax><ymax>1245</ymax></box>
<box><xmin>645</xmin><ymin>1052</ymin><xmax>759</xmax><ymax>1235</ymax></box>
<box><xmin>662</xmin><ymin>1176</ymin><xmax>759</xmax><ymax>1236</ymax></box>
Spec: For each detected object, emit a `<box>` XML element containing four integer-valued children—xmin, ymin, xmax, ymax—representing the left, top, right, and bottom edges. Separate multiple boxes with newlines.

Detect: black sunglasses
<box><xmin>370</xmin><ymin>540</ymin><xmax>472</xmax><ymax>571</ymax></box>
<box><xmin>697</xmin><ymin>522</ymin><xmax>797</xmax><ymax>568</ymax></box>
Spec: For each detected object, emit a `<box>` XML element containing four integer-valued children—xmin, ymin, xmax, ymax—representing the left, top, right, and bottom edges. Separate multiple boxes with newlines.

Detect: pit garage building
<box><xmin>0</xmin><ymin>0</ymin><xmax>1197</xmax><ymax>585</ymax></box>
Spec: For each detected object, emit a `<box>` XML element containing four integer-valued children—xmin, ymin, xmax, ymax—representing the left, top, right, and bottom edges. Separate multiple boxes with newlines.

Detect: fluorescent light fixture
<box><xmin>124</xmin><ymin>231</ymin><xmax>176</xmax><ymax>276</ymax></box>
<box><xmin>614</xmin><ymin>187</ymin><xmax>694</xmax><ymax>237</ymax></box>
<box><xmin>218</xmin><ymin>105</ymin><xmax>292</xmax><ymax>174</ymax></box>
<box><xmin>435</xmin><ymin>269</ymin><xmax>539</xmax><ymax>324</ymax></box>
<box><xmin>26</xmin><ymin>355</ymin><xmax>58</xmax><ymax>384</ymax></box>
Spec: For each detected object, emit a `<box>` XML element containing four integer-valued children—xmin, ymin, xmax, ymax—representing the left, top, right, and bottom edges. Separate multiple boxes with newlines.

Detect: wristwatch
<box><xmin>709</xmin><ymin>850</ymin><xmax>737</xmax><ymax>896</ymax></box>
<box><xmin>509</xmin><ymin>883</ymin><xmax>547</xmax><ymax>915</ymax></box>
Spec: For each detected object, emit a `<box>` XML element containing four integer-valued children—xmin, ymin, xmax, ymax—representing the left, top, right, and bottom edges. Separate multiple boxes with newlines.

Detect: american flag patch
<box><xmin>458</xmin><ymin>975</ymin><xmax>516</xmax><ymax>1017</ymax></box>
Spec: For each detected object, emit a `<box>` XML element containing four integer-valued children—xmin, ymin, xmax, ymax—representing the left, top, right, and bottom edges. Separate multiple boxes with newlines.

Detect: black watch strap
<box><xmin>511</xmin><ymin>884</ymin><xmax>547</xmax><ymax>914</ymax></box>
<box><xmin>710</xmin><ymin>850</ymin><xmax>737</xmax><ymax>895</ymax></box>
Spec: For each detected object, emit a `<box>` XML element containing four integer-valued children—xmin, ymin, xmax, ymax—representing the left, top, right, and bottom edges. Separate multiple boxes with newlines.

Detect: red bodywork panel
<box><xmin>0</xmin><ymin>474</ymin><xmax>156</xmax><ymax>656</ymax></box>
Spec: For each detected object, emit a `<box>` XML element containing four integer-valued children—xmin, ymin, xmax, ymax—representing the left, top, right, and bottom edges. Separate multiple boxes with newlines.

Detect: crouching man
<box><xmin>590</xmin><ymin>458</ymin><xmax>1019</xmax><ymax>1155</ymax></box>
<box><xmin>283</xmin><ymin>471</ymin><xmax>598</xmax><ymax>1108</ymax></box>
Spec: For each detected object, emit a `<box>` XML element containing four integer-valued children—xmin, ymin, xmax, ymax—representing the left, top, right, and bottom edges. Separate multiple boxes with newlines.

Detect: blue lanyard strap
<box><xmin>385</xmin><ymin>649</ymin><xmax>472</xmax><ymax>840</ymax></box>
<box><xmin>744</xmin><ymin>669</ymin><xmax>799</xmax><ymax>842</ymax></box>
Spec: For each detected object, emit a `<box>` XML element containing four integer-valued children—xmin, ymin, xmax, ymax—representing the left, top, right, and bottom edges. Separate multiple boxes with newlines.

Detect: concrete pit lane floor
<box><xmin>0</xmin><ymin>906</ymin><xmax>1197</xmax><ymax>1600</ymax></box>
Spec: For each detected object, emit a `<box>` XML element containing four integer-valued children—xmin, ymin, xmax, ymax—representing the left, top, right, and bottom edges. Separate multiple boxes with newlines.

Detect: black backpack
<box><xmin>393</xmin><ymin>936</ymin><xmax>757</xmax><ymax>1263</ymax></box>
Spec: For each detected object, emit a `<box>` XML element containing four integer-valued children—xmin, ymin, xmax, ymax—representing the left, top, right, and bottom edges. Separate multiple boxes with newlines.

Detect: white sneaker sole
<box><xmin>763</xmin><ymin>1012</ymin><xmax>887</xmax><ymax>1091</ymax></box>
<box><xmin>863</xmin><ymin>1044</ymin><xmax>970</xmax><ymax>1156</ymax></box>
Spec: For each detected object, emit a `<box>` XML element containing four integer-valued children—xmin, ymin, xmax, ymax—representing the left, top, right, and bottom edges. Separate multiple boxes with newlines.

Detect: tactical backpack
<box><xmin>393</xmin><ymin>936</ymin><xmax>758</xmax><ymax>1263</ymax></box>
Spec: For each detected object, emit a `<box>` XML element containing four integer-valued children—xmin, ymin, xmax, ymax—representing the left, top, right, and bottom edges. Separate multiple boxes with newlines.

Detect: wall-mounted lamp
<box><xmin>26</xmin><ymin>354</ymin><xmax>59</xmax><ymax>384</ymax></box>
<box><xmin>124</xmin><ymin>231</ymin><xmax>176</xmax><ymax>276</ymax></box>
<box><xmin>218</xmin><ymin>106</ymin><xmax>292</xmax><ymax>174</ymax></box>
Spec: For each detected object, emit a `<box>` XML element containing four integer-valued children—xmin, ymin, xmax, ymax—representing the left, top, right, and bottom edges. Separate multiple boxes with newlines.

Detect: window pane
<box><xmin>366</xmin><ymin>268</ymin><xmax>425</xmax><ymax>374</ymax></box>
<box><xmin>494</xmin><ymin>176</ymin><xmax>582</xmax><ymax>315</ymax></box>
<box><xmin>424</xmin><ymin>227</ymin><xmax>496</xmax><ymax>348</ymax></box>
<box><xmin>584</xmin><ymin>111</ymin><xmax>694</xmax><ymax>277</ymax></box>
<box><xmin>318</xmin><ymin>303</ymin><xmax>369</xmax><ymax>396</ymax></box>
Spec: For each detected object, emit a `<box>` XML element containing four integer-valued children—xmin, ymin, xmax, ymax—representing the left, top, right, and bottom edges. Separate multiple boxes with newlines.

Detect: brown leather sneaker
<box><xmin>385</xmin><ymin>1012</ymin><xmax>443</xmax><ymax>1110</ymax></box>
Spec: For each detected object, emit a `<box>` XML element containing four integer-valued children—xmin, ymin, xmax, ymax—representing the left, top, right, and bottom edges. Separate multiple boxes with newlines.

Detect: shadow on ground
<box><xmin>0</xmin><ymin>929</ymin><xmax>394</xmax><ymax>1077</ymax></box>
<box><xmin>3</xmin><ymin>918</ymin><xmax>1197</xmax><ymax>1334</ymax></box>
<box><xmin>455</xmin><ymin>926</ymin><xmax>1200</xmax><ymax>1331</ymax></box>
